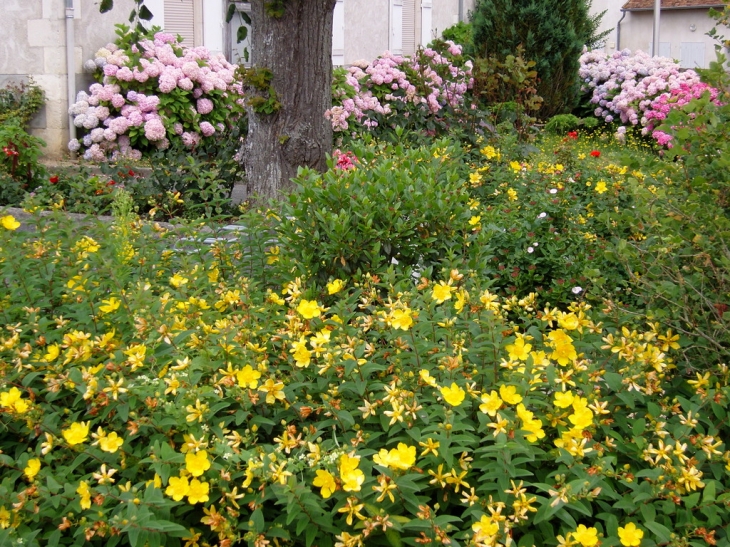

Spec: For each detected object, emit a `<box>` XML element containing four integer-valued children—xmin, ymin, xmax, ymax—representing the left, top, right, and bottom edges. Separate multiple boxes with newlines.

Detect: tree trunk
<box><xmin>243</xmin><ymin>0</ymin><xmax>335</xmax><ymax>200</ymax></box>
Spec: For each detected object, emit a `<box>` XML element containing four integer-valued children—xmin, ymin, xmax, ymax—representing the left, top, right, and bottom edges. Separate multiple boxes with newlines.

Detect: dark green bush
<box><xmin>277</xmin><ymin>139</ymin><xmax>473</xmax><ymax>285</ymax></box>
<box><xmin>469</xmin><ymin>0</ymin><xmax>608</xmax><ymax>119</ymax></box>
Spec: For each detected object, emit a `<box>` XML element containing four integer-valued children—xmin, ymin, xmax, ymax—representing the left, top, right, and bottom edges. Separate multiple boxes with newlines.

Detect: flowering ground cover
<box><xmin>1</xmin><ymin>125</ymin><xmax>729</xmax><ymax>547</ymax></box>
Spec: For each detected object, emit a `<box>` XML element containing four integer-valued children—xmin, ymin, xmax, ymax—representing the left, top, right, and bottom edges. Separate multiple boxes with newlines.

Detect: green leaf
<box><xmin>100</xmin><ymin>0</ymin><xmax>114</xmax><ymax>13</ymax></box>
<box><xmin>128</xmin><ymin>9</ymin><xmax>137</xmax><ymax>22</ymax></box>
<box><xmin>226</xmin><ymin>2</ymin><xmax>236</xmax><ymax>23</ymax></box>
<box><xmin>684</xmin><ymin>492</ymin><xmax>701</xmax><ymax>509</ymax></box>
<box><xmin>385</xmin><ymin>528</ymin><xmax>403</xmax><ymax>547</ymax></box>
<box><xmin>639</xmin><ymin>503</ymin><xmax>656</xmax><ymax>523</ymax></box>
<box><xmin>644</xmin><ymin>521</ymin><xmax>672</xmax><ymax>543</ymax></box>
<box><xmin>237</xmin><ymin>26</ymin><xmax>248</xmax><ymax>43</ymax></box>
<box><xmin>240</xmin><ymin>11</ymin><xmax>251</xmax><ymax>24</ymax></box>
<box><xmin>138</xmin><ymin>4</ymin><xmax>153</xmax><ymax>20</ymax></box>
<box><xmin>703</xmin><ymin>479</ymin><xmax>716</xmax><ymax>503</ymax></box>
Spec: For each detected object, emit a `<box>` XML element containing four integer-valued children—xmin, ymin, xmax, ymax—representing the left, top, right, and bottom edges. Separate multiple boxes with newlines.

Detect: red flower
<box><xmin>128</xmin><ymin>170</ymin><xmax>135</xmax><ymax>177</ymax></box>
<box><xmin>49</xmin><ymin>175</ymin><xmax>59</xmax><ymax>184</ymax></box>
<box><xmin>590</xmin><ymin>150</ymin><xmax>601</xmax><ymax>158</ymax></box>
<box><xmin>567</xmin><ymin>131</ymin><xmax>578</xmax><ymax>139</ymax></box>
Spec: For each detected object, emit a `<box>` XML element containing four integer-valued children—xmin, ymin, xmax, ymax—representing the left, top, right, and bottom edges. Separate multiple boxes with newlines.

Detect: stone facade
<box><xmin>3</xmin><ymin>0</ymin><xmax>136</xmax><ymax>159</ymax></box>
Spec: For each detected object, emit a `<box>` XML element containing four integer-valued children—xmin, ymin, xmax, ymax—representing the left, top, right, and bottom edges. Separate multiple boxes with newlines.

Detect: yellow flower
<box><xmin>327</xmin><ymin>279</ymin><xmax>345</xmax><ymax>295</ymax></box>
<box><xmin>259</xmin><ymin>378</ymin><xmax>286</xmax><ymax>404</ymax></box>
<box><xmin>373</xmin><ymin>443</ymin><xmax>416</xmax><ymax>470</ymax></box>
<box><xmin>77</xmin><ymin>480</ymin><xmax>92</xmax><ymax>509</ymax></box>
<box><xmin>507</xmin><ymin>188</ymin><xmax>518</xmax><ymax>201</ymax></box>
<box><xmin>185</xmin><ymin>450</ymin><xmax>211</xmax><ymax>477</ymax></box>
<box><xmin>339</xmin><ymin>453</ymin><xmax>365</xmax><ymax>492</ymax></box>
<box><xmin>440</xmin><ymin>383</ymin><xmax>466</xmax><ymax>407</ymax></box>
<box><xmin>297</xmin><ymin>299</ymin><xmax>323</xmax><ymax>319</ymax></box>
<box><xmin>187</xmin><ymin>479</ymin><xmax>210</xmax><ymax>504</ymax></box>
<box><xmin>432</xmin><ymin>281</ymin><xmax>453</xmax><ymax>303</ymax></box>
<box><xmin>419</xmin><ymin>438</ymin><xmax>440</xmax><ymax>457</ymax></box>
<box><xmin>313</xmin><ymin>469</ymin><xmax>337</xmax><ymax>498</ymax></box>
<box><xmin>554</xmin><ymin>391</ymin><xmax>575</xmax><ymax>408</ymax></box>
<box><xmin>0</xmin><ymin>506</ymin><xmax>10</xmax><ymax>528</ymax></box>
<box><xmin>63</xmin><ymin>421</ymin><xmax>90</xmax><ymax>446</ymax></box>
<box><xmin>499</xmin><ymin>384</ymin><xmax>523</xmax><ymax>405</ymax></box>
<box><xmin>165</xmin><ymin>476</ymin><xmax>191</xmax><ymax>502</ymax></box>
<box><xmin>236</xmin><ymin>364</ymin><xmax>261</xmax><ymax>389</ymax></box>
<box><xmin>618</xmin><ymin>522</ymin><xmax>644</xmax><ymax>546</ymax></box>
<box><xmin>479</xmin><ymin>390</ymin><xmax>503</xmax><ymax>416</ymax></box>
<box><xmin>569</xmin><ymin>397</ymin><xmax>594</xmax><ymax>430</ymax></box>
<box><xmin>99</xmin><ymin>431</ymin><xmax>124</xmax><ymax>453</ymax></box>
<box><xmin>169</xmin><ymin>273</ymin><xmax>189</xmax><ymax>288</ymax></box>
<box><xmin>1</xmin><ymin>215</ymin><xmax>20</xmax><ymax>230</ymax></box>
<box><xmin>24</xmin><ymin>458</ymin><xmax>41</xmax><ymax>480</ymax></box>
<box><xmin>44</xmin><ymin>344</ymin><xmax>60</xmax><ymax>362</ymax></box>
<box><xmin>558</xmin><ymin>312</ymin><xmax>580</xmax><ymax>331</ymax></box>
<box><xmin>0</xmin><ymin>387</ymin><xmax>29</xmax><ymax>414</ymax></box>
<box><xmin>595</xmin><ymin>181</ymin><xmax>608</xmax><ymax>194</ymax></box>
<box><xmin>290</xmin><ymin>336</ymin><xmax>312</xmax><ymax>368</ymax></box>
<box><xmin>389</xmin><ymin>308</ymin><xmax>414</xmax><ymax>330</ymax></box>
<box><xmin>506</xmin><ymin>337</ymin><xmax>532</xmax><ymax>361</ymax></box>
<box><xmin>74</xmin><ymin>236</ymin><xmax>100</xmax><ymax>254</ymax></box>
<box><xmin>472</xmin><ymin>514</ymin><xmax>499</xmax><ymax>537</ymax></box>
<box><xmin>99</xmin><ymin>297</ymin><xmax>121</xmax><ymax>314</ymax></box>
<box><xmin>517</xmin><ymin>404</ymin><xmax>545</xmax><ymax>443</ymax></box>
<box><xmin>509</xmin><ymin>161</ymin><xmax>522</xmax><ymax>173</ymax></box>
<box><xmin>480</xmin><ymin>145</ymin><xmax>500</xmax><ymax>160</ymax></box>
<box><xmin>266</xmin><ymin>246</ymin><xmax>280</xmax><ymax>264</ymax></box>
<box><xmin>572</xmin><ymin>525</ymin><xmax>599</xmax><ymax>547</ymax></box>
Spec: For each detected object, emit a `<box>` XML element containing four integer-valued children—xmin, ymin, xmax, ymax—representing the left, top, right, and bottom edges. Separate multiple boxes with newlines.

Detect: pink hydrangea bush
<box><xmin>578</xmin><ymin>49</ymin><xmax>719</xmax><ymax>145</ymax></box>
<box><xmin>69</xmin><ymin>25</ymin><xmax>244</xmax><ymax>161</ymax></box>
<box><xmin>326</xmin><ymin>40</ymin><xmax>473</xmax><ymax>138</ymax></box>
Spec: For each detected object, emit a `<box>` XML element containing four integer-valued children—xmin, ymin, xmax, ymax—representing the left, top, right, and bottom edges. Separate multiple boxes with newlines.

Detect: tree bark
<box><xmin>243</xmin><ymin>0</ymin><xmax>335</xmax><ymax>200</ymax></box>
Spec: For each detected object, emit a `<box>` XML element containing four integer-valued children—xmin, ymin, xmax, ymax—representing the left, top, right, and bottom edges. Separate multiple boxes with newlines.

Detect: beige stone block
<box><xmin>27</xmin><ymin>19</ymin><xmax>65</xmax><ymax>48</ymax></box>
<box><xmin>31</xmin><ymin>128</ymin><xmax>65</xmax><ymax>160</ymax></box>
<box><xmin>44</xmin><ymin>47</ymin><xmax>68</xmax><ymax>75</ymax></box>
<box><xmin>8</xmin><ymin>0</ymin><xmax>42</xmax><ymax>19</ymax></box>
<box><xmin>29</xmin><ymin>74</ymin><xmax>67</xmax><ymax>104</ymax></box>
<box><xmin>42</xmin><ymin>0</ymin><xmax>64</xmax><ymax>19</ymax></box>
<box><xmin>0</xmin><ymin>42</ymin><xmax>45</xmax><ymax>74</ymax></box>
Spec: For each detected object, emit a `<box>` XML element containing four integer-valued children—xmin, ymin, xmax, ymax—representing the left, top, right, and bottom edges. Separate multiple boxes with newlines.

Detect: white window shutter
<box><xmin>402</xmin><ymin>0</ymin><xmax>416</xmax><ymax>56</ymax></box>
<box><xmin>332</xmin><ymin>0</ymin><xmax>345</xmax><ymax>66</ymax></box>
<box><xmin>163</xmin><ymin>0</ymin><xmax>202</xmax><ymax>47</ymax></box>
<box><xmin>391</xmin><ymin>0</ymin><xmax>403</xmax><ymax>54</ymax></box>
<box><xmin>421</xmin><ymin>0</ymin><xmax>432</xmax><ymax>47</ymax></box>
<box><xmin>680</xmin><ymin>42</ymin><xmax>705</xmax><ymax>68</ymax></box>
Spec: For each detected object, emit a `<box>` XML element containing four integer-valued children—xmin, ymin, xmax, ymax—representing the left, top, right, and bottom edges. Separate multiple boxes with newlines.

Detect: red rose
<box><xmin>50</xmin><ymin>175</ymin><xmax>59</xmax><ymax>184</ymax></box>
<box><xmin>590</xmin><ymin>150</ymin><xmax>601</xmax><ymax>158</ymax></box>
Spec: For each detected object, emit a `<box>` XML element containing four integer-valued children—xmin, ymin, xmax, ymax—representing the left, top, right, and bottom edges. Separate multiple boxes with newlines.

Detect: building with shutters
<box><xmin>4</xmin><ymin>0</ymin><xmax>726</xmax><ymax>158</ymax></box>
<box><xmin>590</xmin><ymin>0</ymin><xmax>727</xmax><ymax>68</ymax></box>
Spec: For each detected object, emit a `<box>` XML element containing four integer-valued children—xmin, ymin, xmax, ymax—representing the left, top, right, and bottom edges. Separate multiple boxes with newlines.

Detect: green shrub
<box><xmin>469</xmin><ymin>0</ymin><xmax>608</xmax><ymax>119</ymax></box>
<box><xmin>544</xmin><ymin>114</ymin><xmax>581</xmax><ymax>135</ymax></box>
<box><xmin>439</xmin><ymin>21</ymin><xmax>473</xmax><ymax>50</ymax></box>
<box><xmin>0</xmin><ymin>78</ymin><xmax>45</xmax><ymax>126</ymax></box>
<box><xmin>0</xmin><ymin>208</ymin><xmax>728</xmax><ymax>547</ymax></box>
<box><xmin>0</xmin><ymin>118</ymin><xmax>47</xmax><ymax>205</ymax></box>
<box><xmin>276</xmin><ymin>139</ymin><xmax>474</xmax><ymax>285</ymax></box>
<box><xmin>608</xmin><ymin>78</ymin><xmax>730</xmax><ymax>370</ymax></box>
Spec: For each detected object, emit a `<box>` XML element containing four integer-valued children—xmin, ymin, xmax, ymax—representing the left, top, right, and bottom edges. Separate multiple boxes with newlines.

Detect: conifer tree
<box><xmin>469</xmin><ymin>0</ymin><xmax>608</xmax><ymax>118</ymax></box>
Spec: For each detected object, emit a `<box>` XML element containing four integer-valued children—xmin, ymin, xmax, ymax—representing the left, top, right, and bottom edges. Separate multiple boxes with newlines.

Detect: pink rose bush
<box><xmin>69</xmin><ymin>25</ymin><xmax>244</xmax><ymax>161</ymax></box>
<box><xmin>578</xmin><ymin>49</ymin><xmax>720</xmax><ymax>146</ymax></box>
<box><xmin>327</xmin><ymin>40</ymin><xmax>473</xmax><ymax>139</ymax></box>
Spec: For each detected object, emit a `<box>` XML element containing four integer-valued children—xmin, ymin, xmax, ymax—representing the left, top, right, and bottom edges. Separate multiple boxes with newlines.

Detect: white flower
<box><xmin>571</xmin><ymin>286</ymin><xmax>583</xmax><ymax>295</ymax></box>
<box><xmin>549</xmin><ymin>188</ymin><xmax>558</xmax><ymax>194</ymax></box>
<box><xmin>538</xmin><ymin>212</ymin><xmax>547</xmax><ymax>219</ymax></box>
<box><xmin>527</xmin><ymin>247</ymin><xmax>534</xmax><ymax>254</ymax></box>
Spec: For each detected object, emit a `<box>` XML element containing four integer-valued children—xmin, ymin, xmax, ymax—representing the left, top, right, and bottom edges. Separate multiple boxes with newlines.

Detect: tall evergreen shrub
<box><xmin>469</xmin><ymin>0</ymin><xmax>608</xmax><ymax>118</ymax></box>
